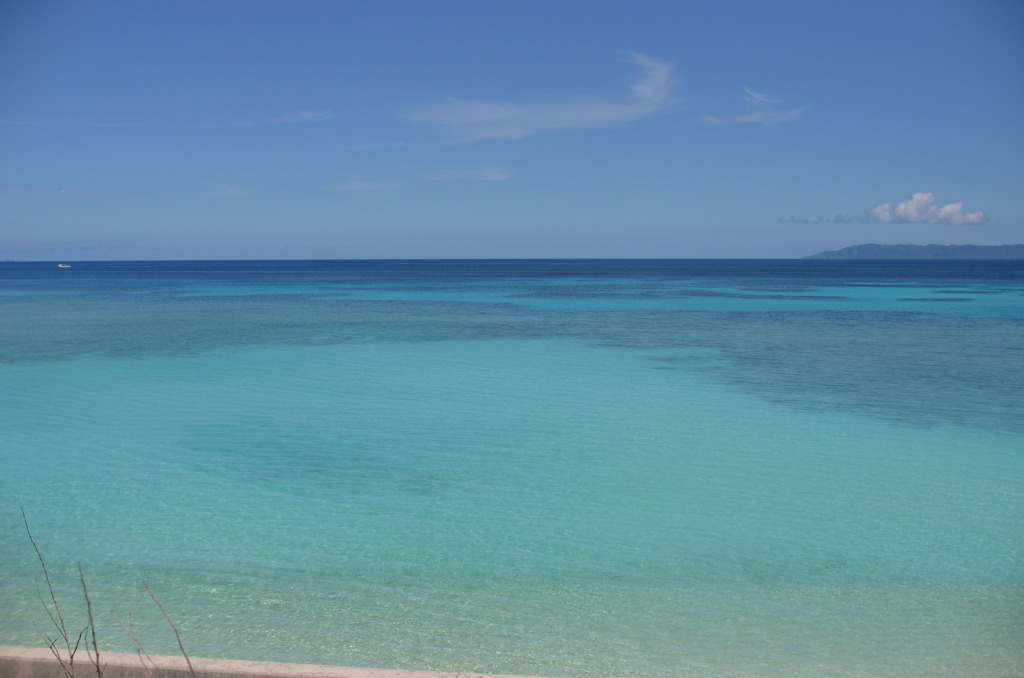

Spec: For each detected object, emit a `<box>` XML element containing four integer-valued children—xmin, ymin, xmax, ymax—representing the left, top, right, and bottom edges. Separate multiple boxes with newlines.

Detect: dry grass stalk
<box><xmin>21</xmin><ymin>506</ymin><xmax>82</xmax><ymax>678</ymax></box>
<box><xmin>113</xmin><ymin>605</ymin><xmax>164</xmax><ymax>676</ymax></box>
<box><xmin>144</xmin><ymin>580</ymin><xmax>198</xmax><ymax>678</ymax></box>
<box><xmin>22</xmin><ymin>507</ymin><xmax>197</xmax><ymax>678</ymax></box>
<box><xmin>78</xmin><ymin>563</ymin><xmax>102</xmax><ymax>678</ymax></box>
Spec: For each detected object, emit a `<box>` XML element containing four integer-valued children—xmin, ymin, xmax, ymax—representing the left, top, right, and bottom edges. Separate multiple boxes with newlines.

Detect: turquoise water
<box><xmin>1</xmin><ymin>260</ymin><xmax>1022</xmax><ymax>677</ymax></box>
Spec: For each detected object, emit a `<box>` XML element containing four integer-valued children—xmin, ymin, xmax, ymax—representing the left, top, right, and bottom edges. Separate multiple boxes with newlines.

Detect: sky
<box><xmin>1</xmin><ymin>0</ymin><xmax>1022</xmax><ymax>260</ymax></box>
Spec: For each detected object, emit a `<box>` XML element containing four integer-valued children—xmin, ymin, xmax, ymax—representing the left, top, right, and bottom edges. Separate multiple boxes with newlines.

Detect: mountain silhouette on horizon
<box><xmin>804</xmin><ymin>244</ymin><xmax>1024</xmax><ymax>260</ymax></box>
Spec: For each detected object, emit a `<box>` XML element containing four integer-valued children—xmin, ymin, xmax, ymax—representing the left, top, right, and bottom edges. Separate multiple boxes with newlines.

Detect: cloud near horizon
<box><xmin>422</xmin><ymin>167</ymin><xmax>512</xmax><ymax>181</ymax></box>
<box><xmin>404</xmin><ymin>52</ymin><xmax>677</xmax><ymax>141</ymax></box>
<box><xmin>334</xmin><ymin>178</ymin><xmax>405</xmax><ymax>193</ymax></box>
<box><xmin>866</xmin><ymin>192</ymin><xmax>987</xmax><ymax>225</ymax></box>
<box><xmin>202</xmin><ymin>185</ymin><xmax>255</xmax><ymax>198</ymax></box>
<box><xmin>1</xmin><ymin>111</ymin><xmax>335</xmax><ymax>128</ymax></box>
<box><xmin>345</xmin><ymin>141</ymin><xmax>410</xmax><ymax>150</ymax></box>
<box><xmin>333</xmin><ymin>167</ymin><xmax>511</xmax><ymax>192</ymax></box>
<box><xmin>778</xmin><ymin>214</ymin><xmax>855</xmax><ymax>225</ymax></box>
<box><xmin>701</xmin><ymin>86</ymin><xmax>805</xmax><ymax>126</ymax></box>
<box><xmin>268</xmin><ymin>110</ymin><xmax>334</xmax><ymax>124</ymax></box>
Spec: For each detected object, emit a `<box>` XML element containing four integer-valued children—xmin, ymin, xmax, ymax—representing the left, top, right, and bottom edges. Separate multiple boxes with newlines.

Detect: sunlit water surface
<box><xmin>1</xmin><ymin>260</ymin><xmax>1021</xmax><ymax>677</ymax></box>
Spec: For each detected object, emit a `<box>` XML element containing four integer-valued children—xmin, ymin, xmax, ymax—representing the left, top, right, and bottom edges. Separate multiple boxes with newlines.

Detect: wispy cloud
<box><xmin>202</xmin><ymin>185</ymin><xmax>255</xmax><ymax>198</ymax></box>
<box><xmin>743</xmin><ymin>87</ymin><xmax>782</xmax><ymax>105</ymax></box>
<box><xmin>0</xmin><ymin>118</ymin><xmax>151</xmax><ymax>128</ymax></box>
<box><xmin>333</xmin><ymin>178</ymin><xmax>404</xmax><ymax>193</ymax></box>
<box><xmin>345</xmin><ymin>141</ymin><xmax>410</xmax><ymax>150</ymax></box>
<box><xmin>778</xmin><ymin>214</ymin><xmax>855</xmax><ymax>225</ymax></box>
<box><xmin>701</xmin><ymin>86</ymin><xmax>805</xmax><ymax>126</ymax></box>
<box><xmin>266</xmin><ymin>110</ymin><xmax>334</xmax><ymax>124</ymax></box>
<box><xmin>1</xmin><ymin>110</ymin><xmax>334</xmax><ymax>128</ymax></box>
<box><xmin>422</xmin><ymin>167</ymin><xmax>512</xmax><ymax>181</ymax></box>
<box><xmin>866</xmin><ymin>192</ymin><xmax>987</xmax><ymax>225</ymax></box>
<box><xmin>330</xmin><ymin>166</ymin><xmax>511</xmax><ymax>193</ymax></box>
<box><xmin>404</xmin><ymin>52</ymin><xmax>677</xmax><ymax>141</ymax></box>
<box><xmin>0</xmin><ymin>184</ymin><xmax>117</xmax><ymax>196</ymax></box>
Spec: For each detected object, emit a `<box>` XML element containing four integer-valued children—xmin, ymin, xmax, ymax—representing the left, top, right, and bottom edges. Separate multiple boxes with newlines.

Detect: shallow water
<box><xmin>1</xmin><ymin>260</ymin><xmax>1022</xmax><ymax>677</ymax></box>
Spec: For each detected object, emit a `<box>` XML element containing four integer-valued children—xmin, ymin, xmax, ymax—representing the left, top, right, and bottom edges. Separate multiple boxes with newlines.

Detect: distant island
<box><xmin>804</xmin><ymin>244</ymin><xmax>1024</xmax><ymax>260</ymax></box>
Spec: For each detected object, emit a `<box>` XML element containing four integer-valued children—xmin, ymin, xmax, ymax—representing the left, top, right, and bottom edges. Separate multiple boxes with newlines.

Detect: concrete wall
<box><xmin>0</xmin><ymin>647</ymin><xmax>550</xmax><ymax>678</ymax></box>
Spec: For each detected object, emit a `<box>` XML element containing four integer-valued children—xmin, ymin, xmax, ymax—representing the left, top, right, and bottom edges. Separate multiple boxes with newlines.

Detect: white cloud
<box><xmin>422</xmin><ymin>167</ymin><xmax>512</xmax><ymax>181</ymax></box>
<box><xmin>778</xmin><ymin>214</ymin><xmax>855</xmax><ymax>225</ymax></box>
<box><xmin>866</xmin><ymin>192</ymin><xmax>987</xmax><ymax>225</ymax></box>
<box><xmin>267</xmin><ymin>110</ymin><xmax>334</xmax><ymax>124</ymax></box>
<box><xmin>404</xmin><ymin>52</ymin><xmax>677</xmax><ymax>141</ymax></box>
<box><xmin>334</xmin><ymin>179</ymin><xmax>404</xmax><ymax>193</ymax></box>
<box><xmin>701</xmin><ymin>86</ymin><xmax>805</xmax><ymax>126</ymax></box>
<box><xmin>743</xmin><ymin>87</ymin><xmax>781</xmax><ymax>105</ymax></box>
<box><xmin>202</xmin><ymin>185</ymin><xmax>254</xmax><ymax>198</ymax></box>
<box><xmin>2</xmin><ymin>110</ymin><xmax>336</xmax><ymax>128</ymax></box>
<box><xmin>345</xmin><ymin>141</ymin><xmax>410</xmax><ymax>150</ymax></box>
<box><xmin>227</xmin><ymin>110</ymin><xmax>335</xmax><ymax>126</ymax></box>
<box><xmin>1</xmin><ymin>184</ymin><xmax>110</xmax><ymax>196</ymax></box>
<box><xmin>0</xmin><ymin>118</ymin><xmax>145</xmax><ymax>128</ymax></box>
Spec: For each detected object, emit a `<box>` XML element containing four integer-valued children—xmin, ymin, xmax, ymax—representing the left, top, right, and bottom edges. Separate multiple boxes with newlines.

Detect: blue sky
<box><xmin>1</xmin><ymin>0</ymin><xmax>1021</xmax><ymax>259</ymax></box>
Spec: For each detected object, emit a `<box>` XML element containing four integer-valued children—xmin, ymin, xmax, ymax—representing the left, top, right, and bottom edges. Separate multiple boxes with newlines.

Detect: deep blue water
<box><xmin>1</xmin><ymin>260</ymin><xmax>1022</xmax><ymax>677</ymax></box>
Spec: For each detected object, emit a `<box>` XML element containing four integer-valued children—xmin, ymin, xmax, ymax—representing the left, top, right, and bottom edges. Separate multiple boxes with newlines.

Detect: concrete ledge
<box><xmin>0</xmin><ymin>646</ymin><xmax>554</xmax><ymax>678</ymax></box>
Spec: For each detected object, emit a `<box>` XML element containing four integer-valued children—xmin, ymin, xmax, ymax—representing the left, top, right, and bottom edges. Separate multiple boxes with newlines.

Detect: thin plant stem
<box><xmin>113</xmin><ymin>607</ymin><xmax>166</xmax><ymax>678</ymax></box>
<box><xmin>78</xmin><ymin>563</ymin><xmax>102</xmax><ymax>678</ymax></box>
<box><xmin>143</xmin><ymin>580</ymin><xmax>197</xmax><ymax>678</ymax></box>
<box><xmin>22</xmin><ymin>506</ymin><xmax>77</xmax><ymax>678</ymax></box>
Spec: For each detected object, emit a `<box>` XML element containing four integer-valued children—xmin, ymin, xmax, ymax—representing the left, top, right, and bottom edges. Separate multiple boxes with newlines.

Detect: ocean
<box><xmin>1</xmin><ymin>259</ymin><xmax>1021</xmax><ymax>677</ymax></box>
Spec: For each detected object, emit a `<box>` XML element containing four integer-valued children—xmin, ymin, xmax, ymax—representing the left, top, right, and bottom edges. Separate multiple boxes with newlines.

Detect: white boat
<box><xmin>57</xmin><ymin>264</ymin><xmax>71</xmax><ymax>268</ymax></box>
